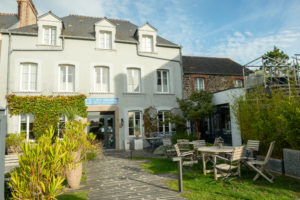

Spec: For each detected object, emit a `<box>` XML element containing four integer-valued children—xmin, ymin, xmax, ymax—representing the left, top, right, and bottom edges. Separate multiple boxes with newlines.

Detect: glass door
<box><xmin>88</xmin><ymin>112</ymin><xmax>115</xmax><ymax>149</ymax></box>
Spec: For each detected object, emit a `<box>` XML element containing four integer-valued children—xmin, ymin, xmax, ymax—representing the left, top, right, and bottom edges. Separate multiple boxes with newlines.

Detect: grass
<box><xmin>134</xmin><ymin>157</ymin><xmax>300</xmax><ymax>200</ymax></box>
<box><xmin>56</xmin><ymin>191</ymin><xmax>88</xmax><ymax>200</ymax></box>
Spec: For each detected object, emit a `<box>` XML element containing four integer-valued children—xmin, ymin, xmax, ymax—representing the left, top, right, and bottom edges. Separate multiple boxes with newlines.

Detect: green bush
<box><xmin>86</xmin><ymin>151</ymin><xmax>97</xmax><ymax>161</ymax></box>
<box><xmin>5</xmin><ymin>132</ymin><xmax>26</xmax><ymax>149</ymax></box>
<box><xmin>171</xmin><ymin>131</ymin><xmax>198</xmax><ymax>144</ymax></box>
<box><xmin>9</xmin><ymin>127</ymin><xmax>66</xmax><ymax>199</ymax></box>
<box><xmin>232</xmin><ymin>86</ymin><xmax>300</xmax><ymax>158</ymax></box>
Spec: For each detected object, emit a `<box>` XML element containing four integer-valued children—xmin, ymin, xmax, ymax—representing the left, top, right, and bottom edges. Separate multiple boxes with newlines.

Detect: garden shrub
<box><xmin>5</xmin><ymin>132</ymin><xmax>26</xmax><ymax>153</ymax></box>
<box><xmin>171</xmin><ymin>131</ymin><xmax>198</xmax><ymax>144</ymax></box>
<box><xmin>232</xmin><ymin>86</ymin><xmax>300</xmax><ymax>158</ymax></box>
<box><xmin>9</xmin><ymin>127</ymin><xmax>66</xmax><ymax>199</ymax></box>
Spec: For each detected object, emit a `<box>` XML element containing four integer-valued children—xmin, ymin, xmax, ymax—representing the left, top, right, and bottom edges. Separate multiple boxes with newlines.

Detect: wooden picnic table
<box><xmin>197</xmin><ymin>146</ymin><xmax>234</xmax><ymax>180</ymax></box>
<box><xmin>145</xmin><ymin>137</ymin><xmax>163</xmax><ymax>151</ymax></box>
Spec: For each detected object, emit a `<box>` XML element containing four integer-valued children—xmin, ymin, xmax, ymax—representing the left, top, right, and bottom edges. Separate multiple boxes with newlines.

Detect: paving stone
<box><xmin>68</xmin><ymin>150</ymin><xmax>185</xmax><ymax>200</ymax></box>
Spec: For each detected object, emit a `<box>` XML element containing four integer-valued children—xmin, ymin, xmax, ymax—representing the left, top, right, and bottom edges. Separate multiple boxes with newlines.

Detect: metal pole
<box><xmin>0</xmin><ymin>111</ymin><xmax>7</xmax><ymax>200</ymax></box>
<box><xmin>172</xmin><ymin>157</ymin><xmax>183</xmax><ymax>192</ymax></box>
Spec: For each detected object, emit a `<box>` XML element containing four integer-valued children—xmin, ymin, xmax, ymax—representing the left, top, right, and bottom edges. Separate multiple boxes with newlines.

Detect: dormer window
<box><xmin>99</xmin><ymin>31</ymin><xmax>112</xmax><ymax>49</ymax></box>
<box><xmin>141</xmin><ymin>35</ymin><xmax>153</xmax><ymax>52</ymax></box>
<box><xmin>43</xmin><ymin>26</ymin><xmax>57</xmax><ymax>45</ymax></box>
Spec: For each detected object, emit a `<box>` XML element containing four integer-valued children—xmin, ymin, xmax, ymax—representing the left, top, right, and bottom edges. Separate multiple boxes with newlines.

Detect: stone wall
<box><xmin>184</xmin><ymin>74</ymin><xmax>244</xmax><ymax>99</ymax></box>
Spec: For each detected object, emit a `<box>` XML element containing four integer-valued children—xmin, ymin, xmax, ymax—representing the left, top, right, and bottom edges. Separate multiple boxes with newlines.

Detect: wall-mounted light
<box><xmin>120</xmin><ymin>118</ymin><xmax>124</xmax><ymax>127</ymax></box>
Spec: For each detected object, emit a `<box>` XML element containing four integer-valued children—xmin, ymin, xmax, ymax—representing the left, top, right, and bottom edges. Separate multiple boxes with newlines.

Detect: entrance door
<box><xmin>88</xmin><ymin>112</ymin><xmax>115</xmax><ymax>149</ymax></box>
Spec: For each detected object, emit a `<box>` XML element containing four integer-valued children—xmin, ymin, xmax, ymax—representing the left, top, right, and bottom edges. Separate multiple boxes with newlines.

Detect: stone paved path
<box><xmin>75</xmin><ymin>150</ymin><xmax>186</xmax><ymax>200</ymax></box>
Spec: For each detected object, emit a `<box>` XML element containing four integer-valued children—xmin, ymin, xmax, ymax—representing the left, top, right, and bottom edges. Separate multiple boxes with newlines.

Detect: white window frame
<box><xmin>194</xmin><ymin>78</ymin><xmax>205</xmax><ymax>91</ymax></box>
<box><xmin>19</xmin><ymin>114</ymin><xmax>34</xmax><ymax>142</ymax></box>
<box><xmin>94</xmin><ymin>66</ymin><xmax>109</xmax><ymax>92</ymax></box>
<box><xmin>99</xmin><ymin>31</ymin><xmax>112</xmax><ymax>49</ymax></box>
<box><xmin>43</xmin><ymin>26</ymin><xmax>56</xmax><ymax>45</ymax></box>
<box><xmin>127</xmin><ymin>68</ymin><xmax>141</xmax><ymax>93</ymax></box>
<box><xmin>128</xmin><ymin>111</ymin><xmax>142</xmax><ymax>137</ymax></box>
<box><xmin>20</xmin><ymin>63</ymin><xmax>38</xmax><ymax>92</ymax></box>
<box><xmin>157</xmin><ymin>111</ymin><xmax>171</xmax><ymax>133</ymax></box>
<box><xmin>141</xmin><ymin>35</ymin><xmax>153</xmax><ymax>52</ymax></box>
<box><xmin>156</xmin><ymin>69</ymin><xmax>169</xmax><ymax>93</ymax></box>
<box><xmin>58</xmin><ymin>65</ymin><xmax>75</xmax><ymax>92</ymax></box>
<box><xmin>234</xmin><ymin>79</ymin><xmax>243</xmax><ymax>88</ymax></box>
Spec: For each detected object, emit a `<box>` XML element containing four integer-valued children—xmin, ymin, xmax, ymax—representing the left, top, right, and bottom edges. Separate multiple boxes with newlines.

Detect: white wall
<box><xmin>0</xmin><ymin>33</ymin><xmax>182</xmax><ymax>149</ymax></box>
<box><xmin>212</xmin><ymin>88</ymin><xmax>245</xmax><ymax>146</ymax></box>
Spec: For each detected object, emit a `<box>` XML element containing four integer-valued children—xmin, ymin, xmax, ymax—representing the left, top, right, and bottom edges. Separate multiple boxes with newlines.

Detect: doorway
<box><xmin>88</xmin><ymin>111</ymin><xmax>115</xmax><ymax>149</ymax></box>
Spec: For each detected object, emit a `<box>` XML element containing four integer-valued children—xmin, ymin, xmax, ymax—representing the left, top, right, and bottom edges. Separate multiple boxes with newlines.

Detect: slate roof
<box><xmin>183</xmin><ymin>56</ymin><xmax>251</xmax><ymax>76</ymax></box>
<box><xmin>1</xmin><ymin>14</ymin><xmax>178</xmax><ymax>47</ymax></box>
<box><xmin>0</xmin><ymin>14</ymin><xmax>18</xmax><ymax>29</ymax></box>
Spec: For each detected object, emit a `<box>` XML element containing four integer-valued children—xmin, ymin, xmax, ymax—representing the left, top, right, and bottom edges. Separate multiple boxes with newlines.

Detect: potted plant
<box><xmin>62</xmin><ymin>121</ymin><xmax>92</xmax><ymax>189</ymax></box>
<box><xmin>5</xmin><ymin>132</ymin><xmax>25</xmax><ymax>154</ymax></box>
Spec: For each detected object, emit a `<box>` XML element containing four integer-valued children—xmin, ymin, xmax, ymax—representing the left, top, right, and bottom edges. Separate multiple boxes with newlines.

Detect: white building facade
<box><xmin>0</xmin><ymin>8</ymin><xmax>182</xmax><ymax>149</ymax></box>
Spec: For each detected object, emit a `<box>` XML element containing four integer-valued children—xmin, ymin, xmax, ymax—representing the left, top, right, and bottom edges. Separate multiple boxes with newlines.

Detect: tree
<box><xmin>262</xmin><ymin>46</ymin><xmax>289</xmax><ymax>77</ymax></box>
<box><xmin>176</xmin><ymin>90</ymin><xmax>214</xmax><ymax>139</ymax></box>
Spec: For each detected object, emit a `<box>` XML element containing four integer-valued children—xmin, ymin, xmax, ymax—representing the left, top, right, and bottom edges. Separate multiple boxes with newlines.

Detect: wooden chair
<box><xmin>245</xmin><ymin>140</ymin><xmax>260</xmax><ymax>159</ymax></box>
<box><xmin>215</xmin><ymin>146</ymin><xmax>245</xmax><ymax>186</ymax></box>
<box><xmin>191</xmin><ymin>140</ymin><xmax>206</xmax><ymax>157</ymax></box>
<box><xmin>162</xmin><ymin>138</ymin><xmax>176</xmax><ymax>158</ymax></box>
<box><xmin>246</xmin><ymin>141</ymin><xmax>275</xmax><ymax>183</ymax></box>
<box><xmin>174</xmin><ymin>144</ymin><xmax>197</xmax><ymax>166</ymax></box>
<box><xmin>177</xmin><ymin>139</ymin><xmax>190</xmax><ymax>152</ymax></box>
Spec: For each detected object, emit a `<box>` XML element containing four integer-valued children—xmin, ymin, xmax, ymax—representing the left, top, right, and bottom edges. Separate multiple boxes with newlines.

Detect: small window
<box><xmin>20</xmin><ymin>114</ymin><xmax>34</xmax><ymax>141</ymax></box>
<box><xmin>234</xmin><ymin>79</ymin><xmax>243</xmax><ymax>88</ymax></box>
<box><xmin>141</xmin><ymin>35</ymin><xmax>153</xmax><ymax>52</ymax></box>
<box><xmin>157</xmin><ymin>69</ymin><xmax>169</xmax><ymax>93</ymax></box>
<box><xmin>128</xmin><ymin>111</ymin><xmax>141</xmax><ymax>136</ymax></box>
<box><xmin>94</xmin><ymin>66</ymin><xmax>109</xmax><ymax>92</ymax></box>
<box><xmin>194</xmin><ymin>78</ymin><xmax>205</xmax><ymax>91</ymax></box>
<box><xmin>158</xmin><ymin>111</ymin><xmax>171</xmax><ymax>133</ymax></box>
<box><xmin>127</xmin><ymin>68</ymin><xmax>141</xmax><ymax>93</ymax></box>
<box><xmin>99</xmin><ymin>31</ymin><xmax>112</xmax><ymax>49</ymax></box>
<box><xmin>59</xmin><ymin>65</ymin><xmax>75</xmax><ymax>92</ymax></box>
<box><xmin>20</xmin><ymin>63</ymin><xmax>38</xmax><ymax>91</ymax></box>
<box><xmin>43</xmin><ymin>26</ymin><xmax>56</xmax><ymax>45</ymax></box>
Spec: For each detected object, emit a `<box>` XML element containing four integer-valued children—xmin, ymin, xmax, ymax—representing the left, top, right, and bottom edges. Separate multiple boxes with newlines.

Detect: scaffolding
<box><xmin>242</xmin><ymin>54</ymin><xmax>300</xmax><ymax>96</ymax></box>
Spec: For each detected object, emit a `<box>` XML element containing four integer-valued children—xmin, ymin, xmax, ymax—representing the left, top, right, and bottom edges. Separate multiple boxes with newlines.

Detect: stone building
<box><xmin>182</xmin><ymin>56</ymin><xmax>246</xmax><ymax>99</ymax></box>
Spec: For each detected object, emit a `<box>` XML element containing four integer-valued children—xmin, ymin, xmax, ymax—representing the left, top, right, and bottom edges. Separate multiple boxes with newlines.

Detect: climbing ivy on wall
<box><xmin>6</xmin><ymin>94</ymin><xmax>87</xmax><ymax>138</ymax></box>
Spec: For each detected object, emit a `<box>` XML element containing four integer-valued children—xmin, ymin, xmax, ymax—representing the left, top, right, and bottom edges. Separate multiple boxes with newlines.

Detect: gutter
<box><xmin>6</xmin><ymin>33</ymin><xmax>65</xmax><ymax>95</ymax></box>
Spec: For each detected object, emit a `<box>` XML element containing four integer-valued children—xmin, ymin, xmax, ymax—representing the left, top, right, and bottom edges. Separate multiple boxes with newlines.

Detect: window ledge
<box><xmin>153</xmin><ymin>93</ymin><xmax>175</xmax><ymax>96</ymax></box>
<box><xmin>123</xmin><ymin>92</ymin><xmax>146</xmax><ymax>95</ymax></box>
<box><xmin>12</xmin><ymin>91</ymin><xmax>42</xmax><ymax>94</ymax></box>
<box><xmin>36</xmin><ymin>44</ymin><xmax>61</xmax><ymax>48</ymax></box>
<box><xmin>89</xmin><ymin>92</ymin><xmax>114</xmax><ymax>95</ymax></box>
<box><xmin>95</xmin><ymin>48</ymin><xmax>116</xmax><ymax>52</ymax></box>
<box><xmin>138</xmin><ymin>51</ymin><xmax>158</xmax><ymax>55</ymax></box>
<box><xmin>52</xmin><ymin>92</ymin><xmax>79</xmax><ymax>95</ymax></box>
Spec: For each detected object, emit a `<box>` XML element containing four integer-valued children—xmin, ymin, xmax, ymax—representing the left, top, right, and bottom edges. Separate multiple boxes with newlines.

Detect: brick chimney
<box><xmin>17</xmin><ymin>0</ymin><xmax>38</xmax><ymax>27</ymax></box>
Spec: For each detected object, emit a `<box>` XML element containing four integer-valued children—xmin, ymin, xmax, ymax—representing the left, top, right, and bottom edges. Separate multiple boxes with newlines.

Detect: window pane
<box><xmin>51</xmin><ymin>28</ymin><xmax>56</xmax><ymax>45</ymax></box>
<box><xmin>163</xmin><ymin>71</ymin><xmax>168</xmax><ymax>92</ymax></box>
<box><xmin>68</xmin><ymin>66</ymin><xmax>75</xmax><ymax>92</ymax></box>
<box><xmin>157</xmin><ymin>71</ymin><xmax>162</xmax><ymax>92</ymax></box>
<box><xmin>99</xmin><ymin>32</ymin><xmax>104</xmax><ymax>48</ymax></box>
<box><xmin>43</xmin><ymin>27</ymin><xmax>49</xmax><ymax>44</ymax></box>
<box><xmin>127</xmin><ymin>68</ymin><xmax>140</xmax><ymax>92</ymax></box>
<box><xmin>60</xmin><ymin>66</ymin><xmax>66</xmax><ymax>91</ymax></box>
<box><xmin>21</xmin><ymin>64</ymin><xmax>29</xmax><ymax>90</ymax></box>
<box><xmin>102</xmin><ymin>67</ymin><xmax>109</xmax><ymax>92</ymax></box>
<box><xmin>30</xmin><ymin>64</ymin><xmax>38</xmax><ymax>91</ymax></box>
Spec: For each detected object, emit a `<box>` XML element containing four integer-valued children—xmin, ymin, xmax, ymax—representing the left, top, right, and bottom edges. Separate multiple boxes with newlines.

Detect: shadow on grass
<box><xmin>134</xmin><ymin>157</ymin><xmax>300</xmax><ymax>200</ymax></box>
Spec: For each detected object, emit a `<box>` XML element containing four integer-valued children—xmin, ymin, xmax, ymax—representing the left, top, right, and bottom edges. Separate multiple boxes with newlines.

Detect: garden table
<box><xmin>197</xmin><ymin>146</ymin><xmax>234</xmax><ymax>180</ymax></box>
<box><xmin>145</xmin><ymin>137</ymin><xmax>162</xmax><ymax>151</ymax></box>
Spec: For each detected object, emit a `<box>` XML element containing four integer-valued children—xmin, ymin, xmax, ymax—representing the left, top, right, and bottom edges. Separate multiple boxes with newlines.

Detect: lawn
<box><xmin>56</xmin><ymin>191</ymin><xmax>88</xmax><ymax>200</ymax></box>
<box><xmin>134</xmin><ymin>157</ymin><xmax>300</xmax><ymax>200</ymax></box>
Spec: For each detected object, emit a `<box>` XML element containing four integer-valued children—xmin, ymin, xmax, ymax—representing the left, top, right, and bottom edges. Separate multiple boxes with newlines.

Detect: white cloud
<box><xmin>205</xmin><ymin>27</ymin><xmax>300</xmax><ymax>64</ymax></box>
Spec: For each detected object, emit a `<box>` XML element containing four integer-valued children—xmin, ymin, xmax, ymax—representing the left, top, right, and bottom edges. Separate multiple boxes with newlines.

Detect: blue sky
<box><xmin>2</xmin><ymin>0</ymin><xmax>300</xmax><ymax>64</ymax></box>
